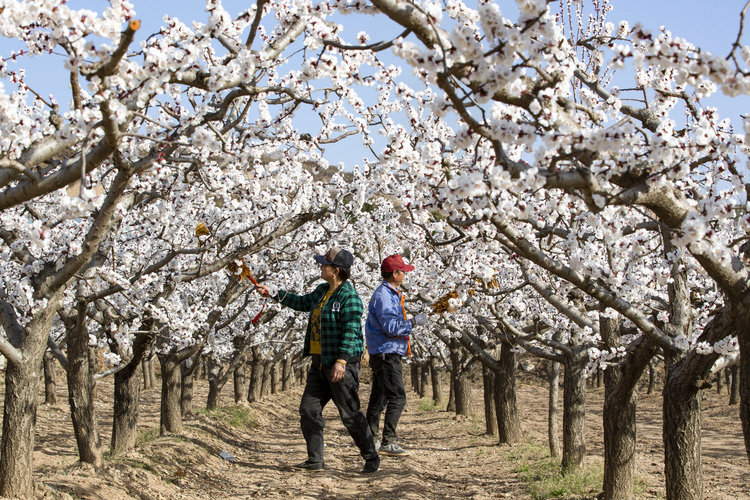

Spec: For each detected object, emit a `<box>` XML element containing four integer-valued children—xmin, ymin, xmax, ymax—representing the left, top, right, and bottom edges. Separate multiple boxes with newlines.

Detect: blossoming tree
<box><xmin>322</xmin><ymin>1</ymin><xmax>750</xmax><ymax>499</ymax></box>
<box><xmin>0</xmin><ymin>0</ymin><xmax>401</xmax><ymax>496</ymax></box>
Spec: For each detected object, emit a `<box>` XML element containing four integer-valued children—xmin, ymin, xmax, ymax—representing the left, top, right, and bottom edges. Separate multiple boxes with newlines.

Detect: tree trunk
<box><xmin>111</xmin><ymin>364</ymin><xmax>142</xmax><ymax>455</ymax></box>
<box><xmin>88</xmin><ymin>345</ymin><xmax>98</xmax><ymax>400</ymax></box>
<box><xmin>737</xmin><ymin>320</ymin><xmax>750</xmax><ymax>464</ymax></box>
<box><xmin>729</xmin><ymin>364</ymin><xmax>739</xmax><ymax>406</ymax></box>
<box><xmin>234</xmin><ymin>363</ymin><xmax>249</xmax><ymax>404</ymax></box>
<box><xmin>495</xmin><ymin>338</ymin><xmax>521</xmax><ymax>444</ymax></box>
<box><xmin>419</xmin><ymin>361</ymin><xmax>430</xmax><ymax>399</ymax></box>
<box><xmin>206</xmin><ymin>357</ymin><xmax>221</xmax><ymax>410</ymax></box>
<box><xmin>725</xmin><ymin>367</ymin><xmax>731</xmax><ymax>396</ymax></box>
<box><xmin>148</xmin><ymin>354</ymin><xmax>157</xmax><ymax>389</ymax></box>
<box><xmin>0</xmin><ymin>361</ymin><xmax>41</xmax><ymax>497</ymax></box>
<box><xmin>199</xmin><ymin>356</ymin><xmax>208</xmax><ymax>379</ymax></box>
<box><xmin>547</xmin><ymin>359</ymin><xmax>561</xmax><ymax>459</ymax></box>
<box><xmin>43</xmin><ymin>351</ymin><xmax>58</xmax><ymax>405</ymax></box>
<box><xmin>715</xmin><ymin>370</ymin><xmax>723</xmax><ymax>395</ymax></box>
<box><xmin>181</xmin><ymin>359</ymin><xmax>196</xmax><ymax>415</ymax></box>
<box><xmin>599</xmin><ymin>315</ymin><xmax>658</xmax><ymax>500</ymax></box>
<box><xmin>142</xmin><ymin>354</ymin><xmax>156</xmax><ymax>390</ymax></box>
<box><xmin>446</xmin><ymin>363</ymin><xmax>456</xmax><ymax>413</ymax></box>
<box><xmin>454</xmin><ymin>370</ymin><xmax>472</xmax><ymax>416</ymax></box>
<box><xmin>602</xmin><ymin>382</ymin><xmax>637</xmax><ymax>500</ymax></box>
<box><xmin>561</xmin><ymin>352</ymin><xmax>587</xmax><ymax>472</ymax></box>
<box><xmin>260</xmin><ymin>359</ymin><xmax>273</xmax><ymax>398</ymax></box>
<box><xmin>410</xmin><ymin>361</ymin><xmax>420</xmax><ymax>393</ymax></box>
<box><xmin>663</xmin><ymin>362</ymin><xmax>703</xmax><ymax>500</ymax></box>
<box><xmin>247</xmin><ymin>348</ymin><xmax>263</xmax><ymax>403</ymax></box>
<box><xmin>647</xmin><ymin>362</ymin><xmax>656</xmax><ymax>395</ymax></box>
<box><xmin>448</xmin><ymin>339</ymin><xmax>472</xmax><ymax>416</ymax></box>
<box><xmin>271</xmin><ymin>362</ymin><xmax>279</xmax><ymax>395</ymax></box>
<box><xmin>296</xmin><ymin>360</ymin><xmax>308</xmax><ymax>386</ymax></box>
<box><xmin>483</xmin><ymin>363</ymin><xmax>497</xmax><ymax>436</ymax></box>
<box><xmin>281</xmin><ymin>356</ymin><xmax>293</xmax><ymax>391</ymax></box>
<box><xmin>601</xmin><ymin>315</ymin><xmax>632</xmax><ymax>500</ymax></box>
<box><xmin>158</xmin><ymin>353</ymin><xmax>183</xmax><ymax>435</ymax></box>
<box><xmin>66</xmin><ymin>301</ymin><xmax>103</xmax><ymax>467</ymax></box>
<box><xmin>414</xmin><ymin>360</ymin><xmax>424</xmax><ymax>398</ymax></box>
<box><xmin>111</xmin><ymin>332</ymin><xmax>154</xmax><ymax>455</ymax></box>
<box><xmin>430</xmin><ymin>356</ymin><xmax>444</xmax><ymax>406</ymax></box>
<box><xmin>0</xmin><ymin>290</ymin><xmax>61</xmax><ymax>499</ymax></box>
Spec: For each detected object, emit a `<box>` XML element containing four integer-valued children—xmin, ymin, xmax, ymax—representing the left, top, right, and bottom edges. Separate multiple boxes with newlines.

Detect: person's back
<box><xmin>365</xmin><ymin>280</ymin><xmax>411</xmax><ymax>357</ymax></box>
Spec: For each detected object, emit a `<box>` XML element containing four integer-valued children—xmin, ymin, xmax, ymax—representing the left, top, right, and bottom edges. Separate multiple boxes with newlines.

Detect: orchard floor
<box><xmin>20</xmin><ymin>369</ymin><xmax>750</xmax><ymax>500</ymax></box>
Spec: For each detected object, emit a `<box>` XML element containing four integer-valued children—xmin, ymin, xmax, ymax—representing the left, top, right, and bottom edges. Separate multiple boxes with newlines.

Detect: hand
<box><xmin>331</xmin><ymin>361</ymin><xmax>346</xmax><ymax>383</ymax></box>
<box><xmin>413</xmin><ymin>313</ymin><xmax>428</xmax><ymax>326</ymax></box>
<box><xmin>256</xmin><ymin>284</ymin><xmax>271</xmax><ymax>297</ymax></box>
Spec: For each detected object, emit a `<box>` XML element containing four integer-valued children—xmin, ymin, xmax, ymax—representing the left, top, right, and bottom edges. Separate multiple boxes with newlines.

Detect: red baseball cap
<box><xmin>381</xmin><ymin>254</ymin><xmax>414</xmax><ymax>273</ymax></box>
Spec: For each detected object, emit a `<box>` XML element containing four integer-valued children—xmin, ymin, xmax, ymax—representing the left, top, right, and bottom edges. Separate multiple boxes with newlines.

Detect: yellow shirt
<box><xmin>309</xmin><ymin>290</ymin><xmax>333</xmax><ymax>355</ymax></box>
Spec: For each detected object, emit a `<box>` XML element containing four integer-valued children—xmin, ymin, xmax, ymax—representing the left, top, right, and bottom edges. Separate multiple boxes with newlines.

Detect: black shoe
<box><xmin>360</xmin><ymin>456</ymin><xmax>380</xmax><ymax>474</ymax></box>
<box><xmin>292</xmin><ymin>460</ymin><xmax>324</xmax><ymax>471</ymax></box>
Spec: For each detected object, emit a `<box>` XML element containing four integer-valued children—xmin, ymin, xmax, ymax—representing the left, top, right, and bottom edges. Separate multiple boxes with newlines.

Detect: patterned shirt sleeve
<box><xmin>336</xmin><ymin>287</ymin><xmax>364</xmax><ymax>361</ymax></box>
<box><xmin>277</xmin><ymin>284</ymin><xmax>326</xmax><ymax>312</ymax></box>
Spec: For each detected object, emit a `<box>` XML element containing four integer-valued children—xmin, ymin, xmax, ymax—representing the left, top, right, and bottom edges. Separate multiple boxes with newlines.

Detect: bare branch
<box><xmin>729</xmin><ymin>1</ymin><xmax>750</xmax><ymax>60</ymax></box>
<box><xmin>323</xmin><ymin>28</ymin><xmax>412</xmax><ymax>52</ymax></box>
<box><xmin>245</xmin><ymin>0</ymin><xmax>268</xmax><ymax>49</ymax></box>
<box><xmin>81</xmin><ymin>20</ymin><xmax>141</xmax><ymax>78</ymax></box>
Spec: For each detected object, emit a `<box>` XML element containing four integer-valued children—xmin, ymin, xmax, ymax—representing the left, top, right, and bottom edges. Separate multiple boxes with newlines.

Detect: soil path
<box><xmin>26</xmin><ymin>370</ymin><xmax>750</xmax><ymax>499</ymax></box>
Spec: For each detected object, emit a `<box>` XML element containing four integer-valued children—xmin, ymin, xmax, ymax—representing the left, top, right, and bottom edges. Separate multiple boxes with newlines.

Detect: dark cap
<box><xmin>314</xmin><ymin>246</ymin><xmax>354</xmax><ymax>271</ymax></box>
<box><xmin>381</xmin><ymin>254</ymin><xmax>414</xmax><ymax>273</ymax></box>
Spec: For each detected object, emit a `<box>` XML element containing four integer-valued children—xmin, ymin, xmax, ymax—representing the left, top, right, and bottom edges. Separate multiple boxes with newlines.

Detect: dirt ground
<box><xmin>19</xmin><ymin>366</ymin><xmax>750</xmax><ymax>500</ymax></box>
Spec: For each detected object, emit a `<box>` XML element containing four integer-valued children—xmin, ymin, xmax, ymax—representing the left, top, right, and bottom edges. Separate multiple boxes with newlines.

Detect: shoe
<box><xmin>379</xmin><ymin>443</ymin><xmax>410</xmax><ymax>456</ymax></box>
<box><xmin>360</xmin><ymin>456</ymin><xmax>380</xmax><ymax>474</ymax></box>
<box><xmin>374</xmin><ymin>439</ymin><xmax>381</xmax><ymax>451</ymax></box>
<box><xmin>291</xmin><ymin>460</ymin><xmax>324</xmax><ymax>471</ymax></box>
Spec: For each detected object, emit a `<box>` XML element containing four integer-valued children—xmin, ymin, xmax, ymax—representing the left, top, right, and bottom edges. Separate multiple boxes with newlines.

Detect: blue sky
<box><xmin>2</xmin><ymin>0</ymin><xmax>749</xmax><ymax>170</ymax></box>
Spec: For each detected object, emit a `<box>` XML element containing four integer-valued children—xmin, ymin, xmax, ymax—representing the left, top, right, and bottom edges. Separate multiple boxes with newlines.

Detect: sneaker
<box><xmin>291</xmin><ymin>460</ymin><xmax>324</xmax><ymax>472</ymax></box>
<box><xmin>360</xmin><ymin>456</ymin><xmax>380</xmax><ymax>474</ymax></box>
<box><xmin>379</xmin><ymin>443</ymin><xmax>410</xmax><ymax>456</ymax></box>
<box><xmin>374</xmin><ymin>439</ymin><xmax>381</xmax><ymax>451</ymax></box>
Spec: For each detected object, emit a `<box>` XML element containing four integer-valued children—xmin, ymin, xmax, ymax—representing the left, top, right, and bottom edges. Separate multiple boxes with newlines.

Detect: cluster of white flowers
<box><xmin>714</xmin><ymin>335</ymin><xmax>739</xmax><ymax>355</ymax></box>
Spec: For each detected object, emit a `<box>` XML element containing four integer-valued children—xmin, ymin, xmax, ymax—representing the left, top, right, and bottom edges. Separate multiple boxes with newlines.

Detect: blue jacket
<box><xmin>365</xmin><ymin>281</ymin><xmax>412</xmax><ymax>356</ymax></box>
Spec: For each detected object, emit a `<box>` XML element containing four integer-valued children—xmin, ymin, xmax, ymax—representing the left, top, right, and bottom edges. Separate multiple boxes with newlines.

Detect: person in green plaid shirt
<box><xmin>256</xmin><ymin>246</ymin><xmax>380</xmax><ymax>474</ymax></box>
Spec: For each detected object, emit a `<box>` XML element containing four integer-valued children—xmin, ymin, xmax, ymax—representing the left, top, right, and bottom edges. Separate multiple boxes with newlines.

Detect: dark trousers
<box><xmin>366</xmin><ymin>352</ymin><xmax>407</xmax><ymax>446</ymax></box>
<box><xmin>299</xmin><ymin>361</ymin><xmax>377</xmax><ymax>464</ymax></box>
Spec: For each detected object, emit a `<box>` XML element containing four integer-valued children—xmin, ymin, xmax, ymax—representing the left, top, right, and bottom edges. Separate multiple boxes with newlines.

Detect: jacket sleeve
<box><xmin>277</xmin><ymin>284</ymin><xmax>325</xmax><ymax>312</ymax></box>
<box><xmin>337</xmin><ymin>290</ymin><xmax>364</xmax><ymax>361</ymax></box>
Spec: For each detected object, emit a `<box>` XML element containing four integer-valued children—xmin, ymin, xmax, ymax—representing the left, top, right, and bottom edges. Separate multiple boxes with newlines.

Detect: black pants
<box><xmin>299</xmin><ymin>361</ymin><xmax>377</xmax><ymax>464</ymax></box>
<box><xmin>366</xmin><ymin>352</ymin><xmax>407</xmax><ymax>446</ymax></box>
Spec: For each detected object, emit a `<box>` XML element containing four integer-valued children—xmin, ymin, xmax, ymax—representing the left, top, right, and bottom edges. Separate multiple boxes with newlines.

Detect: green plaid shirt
<box><xmin>277</xmin><ymin>281</ymin><xmax>364</xmax><ymax>367</ymax></box>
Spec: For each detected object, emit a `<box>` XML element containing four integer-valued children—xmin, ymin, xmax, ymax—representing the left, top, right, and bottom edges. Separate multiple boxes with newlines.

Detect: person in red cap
<box><xmin>364</xmin><ymin>254</ymin><xmax>428</xmax><ymax>457</ymax></box>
